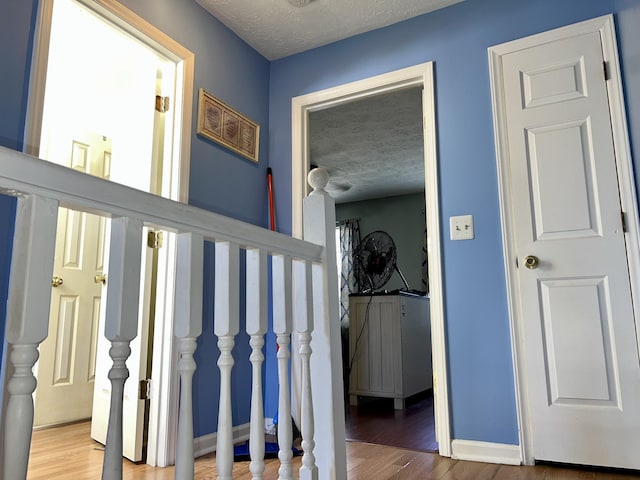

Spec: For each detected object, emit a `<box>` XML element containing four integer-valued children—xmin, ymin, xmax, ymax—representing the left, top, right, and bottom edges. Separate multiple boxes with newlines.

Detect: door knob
<box><xmin>523</xmin><ymin>255</ymin><xmax>539</xmax><ymax>270</ymax></box>
<box><xmin>94</xmin><ymin>273</ymin><xmax>107</xmax><ymax>285</ymax></box>
<box><xmin>51</xmin><ymin>276</ymin><xmax>64</xmax><ymax>287</ymax></box>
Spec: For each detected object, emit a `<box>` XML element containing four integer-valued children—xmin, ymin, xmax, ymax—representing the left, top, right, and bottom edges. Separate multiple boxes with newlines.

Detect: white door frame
<box><xmin>489</xmin><ymin>14</ymin><xmax>640</xmax><ymax>466</ymax></box>
<box><xmin>22</xmin><ymin>0</ymin><xmax>194</xmax><ymax>467</ymax></box>
<box><xmin>291</xmin><ymin>62</ymin><xmax>452</xmax><ymax>457</ymax></box>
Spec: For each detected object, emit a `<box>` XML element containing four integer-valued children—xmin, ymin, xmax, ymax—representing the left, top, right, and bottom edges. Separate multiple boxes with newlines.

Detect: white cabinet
<box><xmin>348</xmin><ymin>292</ymin><xmax>431</xmax><ymax>409</ymax></box>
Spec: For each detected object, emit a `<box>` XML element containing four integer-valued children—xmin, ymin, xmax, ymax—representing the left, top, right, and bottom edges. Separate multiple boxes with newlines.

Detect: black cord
<box><xmin>347</xmin><ymin>293</ymin><xmax>375</xmax><ymax>377</ymax></box>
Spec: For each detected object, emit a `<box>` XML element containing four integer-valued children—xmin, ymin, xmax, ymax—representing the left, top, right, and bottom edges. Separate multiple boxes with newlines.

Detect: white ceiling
<box><xmin>195</xmin><ymin>0</ymin><xmax>463</xmax><ymax>60</ymax></box>
<box><xmin>310</xmin><ymin>87</ymin><xmax>425</xmax><ymax>204</ymax></box>
<box><xmin>196</xmin><ymin>0</ymin><xmax>459</xmax><ymax>204</ymax></box>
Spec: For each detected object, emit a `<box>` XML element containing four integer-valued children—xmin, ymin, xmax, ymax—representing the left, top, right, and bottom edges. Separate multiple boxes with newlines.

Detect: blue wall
<box><xmin>615</xmin><ymin>0</ymin><xmax>640</xmax><ymax>171</ymax></box>
<box><xmin>0</xmin><ymin>1</ymin><xmax>37</xmax><ymax>151</ymax></box>
<box><xmin>0</xmin><ymin>197</ymin><xmax>16</xmax><ymax>377</ymax></box>
<box><xmin>269</xmin><ymin>0</ymin><xmax>640</xmax><ymax>444</ymax></box>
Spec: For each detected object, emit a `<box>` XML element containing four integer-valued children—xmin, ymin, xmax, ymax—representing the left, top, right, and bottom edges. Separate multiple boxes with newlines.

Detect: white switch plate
<box><xmin>450</xmin><ymin>215</ymin><xmax>474</xmax><ymax>240</ymax></box>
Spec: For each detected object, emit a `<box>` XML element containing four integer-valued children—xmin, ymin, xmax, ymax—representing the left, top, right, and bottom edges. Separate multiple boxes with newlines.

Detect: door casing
<box><xmin>489</xmin><ymin>14</ymin><xmax>640</xmax><ymax>466</ymax></box>
<box><xmin>22</xmin><ymin>0</ymin><xmax>194</xmax><ymax>467</ymax></box>
<box><xmin>291</xmin><ymin>62</ymin><xmax>451</xmax><ymax>457</ymax></box>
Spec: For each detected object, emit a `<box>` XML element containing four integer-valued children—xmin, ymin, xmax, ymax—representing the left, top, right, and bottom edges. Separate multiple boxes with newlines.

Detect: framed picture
<box><xmin>197</xmin><ymin>88</ymin><xmax>260</xmax><ymax>163</ymax></box>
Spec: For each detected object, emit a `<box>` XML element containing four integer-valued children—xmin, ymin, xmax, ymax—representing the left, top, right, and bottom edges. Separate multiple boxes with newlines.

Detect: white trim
<box><xmin>451</xmin><ymin>440</ymin><xmax>522</xmax><ymax>465</ymax></box>
<box><xmin>291</xmin><ymin>62</ymin><xmax>451</xmax><ymax>457</ymax></box>
<box><xmin>22</xmin><ymin>0</ymin><xmax>195</xmax><ymax>467</ymax></box>
<box><xmin>193</xmin><ymin>423</ymin><xmax>252</xmax><ymax>458</ymax></box>
<box><xmin>22</xmin><ymin>0</ymin><xmax>54</xmax><ymax>157</ymax></box>
<box><xmin>488</xmin><ymin>14</ymin><xmax>640</xmax><ymax>466</ymax></box>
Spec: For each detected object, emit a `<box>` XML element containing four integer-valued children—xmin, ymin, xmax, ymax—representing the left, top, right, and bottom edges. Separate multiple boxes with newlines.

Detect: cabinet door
<box><xmin>349</xmin><ymin>296</ymin><xmax>399</xmax><ymax>396</ymax></box>
<box><xmin>400</xmin><ymin>297</ymin><xmax>432</xmax><ymax>396</ymax></box>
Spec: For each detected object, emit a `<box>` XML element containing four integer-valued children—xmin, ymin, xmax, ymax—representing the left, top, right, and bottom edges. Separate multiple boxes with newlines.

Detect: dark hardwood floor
<box><xmin>344</xmin><ymin>390</ymin><xmax>438</xmax><ymax>452</ymax></box>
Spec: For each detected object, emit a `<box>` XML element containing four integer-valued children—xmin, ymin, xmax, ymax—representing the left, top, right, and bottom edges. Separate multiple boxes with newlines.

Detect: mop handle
<box><xmin>267</xmin><ymin>167</ymin><xmax>275</xmax><ymax>231</ymax></box>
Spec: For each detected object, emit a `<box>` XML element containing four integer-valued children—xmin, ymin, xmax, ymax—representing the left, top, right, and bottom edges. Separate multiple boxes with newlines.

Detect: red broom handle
<box><xmin>267</xmin><ymin>167</ymin><xmax>275</xmax><ymax>231</ymax></box>
<box><xmin>267</xmin><ymin>167</ymin><xmax>278</xmax><ymax>352</ymax></box>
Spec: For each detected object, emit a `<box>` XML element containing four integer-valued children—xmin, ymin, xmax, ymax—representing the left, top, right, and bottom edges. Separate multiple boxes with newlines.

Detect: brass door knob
<box><xmin>51</xmin><ymin>276</ymin><xmax>64</xmax><ymax>287</ymax></box>
<box><xmin>523</xmin><ymin>255</ymin><xmax>539</xmax><ymax>270</ymax></box>
<box><xmin>94</xmin><ymin>273</ymin><xmax>107</xmax><ymax>285</ymax></box>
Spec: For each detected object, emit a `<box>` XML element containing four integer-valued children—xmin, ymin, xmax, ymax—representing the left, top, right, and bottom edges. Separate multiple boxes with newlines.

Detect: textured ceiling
<box><xmin>310</xmin><ymin>87</ymin><xmax>425</xmax><ymax>204</ymax></box>
<box><xmin>195</xmin><ymin>0</ymin><xmax>463</xmax><ymax>60</ymax></box>
<box><xmin>196</xmin><ymin>0</ymin><xmax>451</xmax><ymax>204</ymax></box>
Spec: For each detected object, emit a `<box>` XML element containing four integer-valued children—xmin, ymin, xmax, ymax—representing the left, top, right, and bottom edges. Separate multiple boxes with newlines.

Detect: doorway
<box><xmin>310</xmin><ymin>87</ymin><xmax>435</xmax><ymax>451</ymax></box>
<box><xmin>23</xmin><ymin>0</ymin><xmax>194</xmax><ymax>467</ymax></box>
<box><xmin>291</xmin><ymin>62</ymin><xmax>451</xmax><ymax>456</ymax></box>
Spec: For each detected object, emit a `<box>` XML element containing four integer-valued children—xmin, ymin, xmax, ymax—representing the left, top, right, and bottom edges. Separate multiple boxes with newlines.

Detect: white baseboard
<box><xmin>451</xmin><ymin>439</ymin><xmax>522</xmax><ymax>465</ymax></box>
<box><xmin>193</xmin><ymin>422</ymin><xmax>251</xmax><ymax>458</ymax></box>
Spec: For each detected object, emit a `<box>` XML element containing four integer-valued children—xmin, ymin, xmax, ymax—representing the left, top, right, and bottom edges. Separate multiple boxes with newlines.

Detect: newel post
<box><xmin>302</xmin><ymin>168</ymin><xmax>347</xmax><ymax>480</ymax></box>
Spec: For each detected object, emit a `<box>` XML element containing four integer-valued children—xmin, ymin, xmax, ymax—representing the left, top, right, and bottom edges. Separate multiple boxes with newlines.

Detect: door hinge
<box><xmin>603</xmin><ymin>61</ymin><xmax>610</xmax><ymax>81</ymax></box>
<box><xmin>155</xmin><ymin>95</ymin><xmax>170</xmax><ymax>113</ymax></box>
<box><xmin>147</xmin><ymin>230</ymin><xmax>163</xmax><ymax>249</ymax></box>
<box><xmin>139</xmin><ymin>379</ymin><xmax>151</xmax><ymax>400</ymax></box>
<box><xmin>621</xmin><ymin>211</ymin><xmax>628</xmax><ymax>233</ymax></box>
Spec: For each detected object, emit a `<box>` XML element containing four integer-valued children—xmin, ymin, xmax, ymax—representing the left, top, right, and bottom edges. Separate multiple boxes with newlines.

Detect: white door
<box><xmin>500</xmin><ymin>30</ymin><xmax>640</xmax><ymax>468</ymax></box>
<box><xmin>34</xmin><ymin>132</ymin><xmax>111</xmax><ymax>427</ymax></box>
<box><xmin>90</xmin><ymin>229</ymin><xmax>154</xmax><ymax>461</ymax></box>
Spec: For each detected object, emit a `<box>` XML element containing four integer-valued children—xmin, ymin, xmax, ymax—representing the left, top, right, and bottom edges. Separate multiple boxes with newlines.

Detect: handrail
<box><xmin>0</xmin><ymin>146</ymin><xmax>346</xmax><ymax>479</ymax></box>
<box><xmin>0</xmin><ymin>145</ymin><xmax>322</xmax><ymax>261</ymax></box>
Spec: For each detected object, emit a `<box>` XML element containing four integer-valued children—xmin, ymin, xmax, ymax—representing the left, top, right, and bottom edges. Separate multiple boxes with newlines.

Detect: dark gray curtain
<box><xmin>338</xmin><ymin>218</ymin><xmax>361</xmax><ymax>329</ymax></box>
<box><xmin>422</xmin><ymin>226</ymin><xmax>429</xmax><ymax>293</ymax></box>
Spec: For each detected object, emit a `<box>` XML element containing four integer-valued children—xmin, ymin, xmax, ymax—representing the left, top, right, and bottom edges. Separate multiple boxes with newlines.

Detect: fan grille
<box><xmin>354</xmin><ymin>231</ymin><xmax>397</xmax><ymax>292</ymax></box>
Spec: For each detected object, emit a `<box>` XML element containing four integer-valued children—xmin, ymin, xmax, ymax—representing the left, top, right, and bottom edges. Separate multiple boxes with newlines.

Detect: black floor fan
<box><xmin>353</xmin><ymin>230</ymin><xmax>409</xmax><ymax>293</ymax></box>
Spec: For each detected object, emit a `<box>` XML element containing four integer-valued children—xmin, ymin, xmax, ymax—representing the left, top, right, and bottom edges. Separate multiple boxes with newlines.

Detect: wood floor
<box><xmin>25</xmin><ymin>421</ymin><xmax>640</xmax><ymax>479</ymax></box>
<box><xmin>345</xmin><ymin>391</ymin><xmax>437</xmax><ymax>452</ymax></box>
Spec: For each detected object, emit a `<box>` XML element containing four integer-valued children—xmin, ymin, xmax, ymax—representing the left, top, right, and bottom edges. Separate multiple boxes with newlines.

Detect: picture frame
<box><xmin>197</xmin><ymin>88</ymin><xmax>260</xmax><ymax>163</ymax></box>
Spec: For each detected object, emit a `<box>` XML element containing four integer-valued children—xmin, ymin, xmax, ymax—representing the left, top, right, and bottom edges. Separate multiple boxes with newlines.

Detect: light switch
<box><xmin>450</xmin><ymin>215</ymin><xmax>474</xmax><ymax>240</ymax></box>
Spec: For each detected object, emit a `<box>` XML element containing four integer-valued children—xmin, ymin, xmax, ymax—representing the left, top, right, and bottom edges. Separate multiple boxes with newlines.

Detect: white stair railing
<box><xmin>273</xmin><ymin>254</ymin><xmax>294</xmax><ymax>480</ymax></box>
<box><xmin>3</xmin><ymin>195</ymin><xmax>58</xmax><ymax>480</ymax></box>
<box><xmin>101</xmin><ymin>217</ymin><xmax>143</xmax><ymax>480</ymax></box>
<box><xmin>294</xmin><ymin>259</ymin><xmax>318</xmax><ymax>480</ymax></box>
<box><xmin>174</xmin><ymin>232</ymin><xmax>204</xmax><ymax>479</ymax></box>
<box><xmin>214</xmin><ymin>240</ymin><xmax>240</xmax><ymax>480</ymax></box>
<box><xmin>0</xmin><ymin>145</ymin><xmax>345</xmax><ymax>480</ymax></box>
<box><xmin>246</xmin><ymin>248</ymin><xmax>268</xmax><ymax>480</ymax></box>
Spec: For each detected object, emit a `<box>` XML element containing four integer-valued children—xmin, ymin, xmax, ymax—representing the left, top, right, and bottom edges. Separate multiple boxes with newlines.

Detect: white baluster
<box><xmin>293</xmin><ymin>259</ymin><xmax>318</xmax><ymax>480</ymax></box>
<box><xmin>246</xmin><ymin>248</ymin><xmax>268</xmax><ymax>480</ymax></box>
<box><xmin>101</xmin><ymin>217</ymin><xmax>143</xmax><ymax>480</ymax></box>
<box><xmin>174</xmin><ymin>233</ymin><xmax>204</xmax><ymax>480</ymax></box>
<box><xmin>303</xmin><ymin>168</ymin><xmax>347</xmax><ymax>479</ymax></box>
<box><xmin>272</xmin><ymin>254</ymin><xmax>293</xmax><ymax>480</ymax></box>
<box><xmin>214</xmin><ymin>241</ymin><xmax>240</xmax><ymax>480</ymax></box>
<box><xmin>3</xmin><ymin>194</ymin><xmax>58</xmax><ymax>480</ymax></box>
